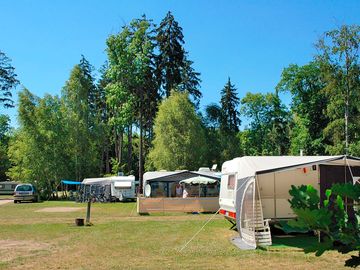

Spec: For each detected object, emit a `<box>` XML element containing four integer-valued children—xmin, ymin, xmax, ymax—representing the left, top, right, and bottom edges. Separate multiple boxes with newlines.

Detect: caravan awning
<box><xmin>61</xmin><ymin>180</ymin><xmax>81</xmax><ymax>185</ymax></box>
<box><xmin>180</xmin><ymin>176</ymin><xmax>218</xmax><ymax>185</ymax></box>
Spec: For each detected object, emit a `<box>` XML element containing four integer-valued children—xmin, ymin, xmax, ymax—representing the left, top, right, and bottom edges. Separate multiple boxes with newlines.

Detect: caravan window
<box><xmin>227</xmin><ymin>175</ymin><xmax>236</xmax><ymax>190</ymax></box>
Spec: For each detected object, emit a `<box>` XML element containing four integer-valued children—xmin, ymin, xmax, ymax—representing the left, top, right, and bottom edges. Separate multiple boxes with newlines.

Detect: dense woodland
<box><xmin>0</xmin><ymin>12</ymin><xmax>360</xmax><ymax>195</ymax></box>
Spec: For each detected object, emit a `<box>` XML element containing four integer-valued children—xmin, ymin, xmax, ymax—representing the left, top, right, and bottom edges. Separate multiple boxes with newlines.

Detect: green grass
<box><xmin>271</xmin><ymin>234</ymin><xmax>319</xmax><ymax>249</ymax></box>
<box><xmin>0</xmin><ymin>200</ymin><xmax>354</xmax><ymax>270</ymax></box>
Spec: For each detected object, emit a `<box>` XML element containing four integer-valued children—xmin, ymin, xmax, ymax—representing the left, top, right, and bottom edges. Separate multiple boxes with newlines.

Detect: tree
<box><xmin>7</xmin><ymin>89</ymin><xmax>72</xmax><ymax>198</ymax></box>
<box><xmin>156</xmin><ymin>11</ymin><xmax>202</xmax><ymax>103</ymax></box>
<box><xmin>106</xmin><ymin>16</ymin><xmax>159</xmax><ymax>189</ymax></box>
<box><xmin>106</xmin><ymin>25</ymin><xmax>136</xmax><ymax>175</ymax></box>
<box><xmin>281</xmin><ymin>184</ymin><xmax>360</xmax><ymax>267</ymax></box>
<box><xmin>316</xmin><ymin>25</ymin><xmax>360</xmax><ymax>155</ymax></box>
<box><xmin>220</xmin><ymin>78</ymin><xmax>240</xmax><ymax>132</ymax></box>
<box><xmin>203</xmin><ymin>78</ymin><xmax>241</xmax><ymax>165</ymax></box>
<box><xmin>62</xmin><ymin>57</ymin><xmax>101</xmax><ymax>181</ymax></box>
<box><xmin>146</xmin><ymin>91</ymin><xmax>207</xmax><ymax>171</ymax></box>
<box><xmin>241</xmin><ymin>92</ymin><xmax>290</xmax><ymax>155</ymax></box>
<box><xmin>96</xmin><ymin>63</ymin><xmax>112</xmax><ymax>175</ymax></box>
<box><xmin>0</xmin><ymin>51</ymin><xmax>19</xmax><ymax>109</ymax></box>
<box><xmin>0</xmin><ymin>114</ymin><xmax>11</xmax><ymax>181</ymax></box>
<box><xmin>204</xmin><ymin>103</ymin><xmax>222</xmax><ymax>129</ymax></box>
<box><xmin>277</xmin><ymin>62</ymin><xmax>328</xmax><ymax>155</ymax></box>
<box><xmin>178</xmin><ymin>56</ymin><xmax>202</xmax><ymax>104</ymax></box>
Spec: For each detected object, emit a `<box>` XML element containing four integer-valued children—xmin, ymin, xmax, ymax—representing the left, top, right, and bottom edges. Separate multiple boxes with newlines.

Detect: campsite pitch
<box><xmin>0</xmin><ymin>201</ymin><xmax>354</xmax><ymax>270</ymax></box>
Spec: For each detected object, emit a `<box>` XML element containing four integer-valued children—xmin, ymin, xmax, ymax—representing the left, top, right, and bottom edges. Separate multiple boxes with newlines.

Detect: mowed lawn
<box><xmin>0</xmin><ymin>200</ymin><xmax>353</xmax><ymax>270</ymax></box>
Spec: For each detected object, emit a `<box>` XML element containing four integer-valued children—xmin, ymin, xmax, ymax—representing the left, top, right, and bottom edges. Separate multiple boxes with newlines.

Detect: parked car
<box><xmin>14</xmin><ymin>184</ymin><xmax>39</xmax><ymax>203</ymax></box>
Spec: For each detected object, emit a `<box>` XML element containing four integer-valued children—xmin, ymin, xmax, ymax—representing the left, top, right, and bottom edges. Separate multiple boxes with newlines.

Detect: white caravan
<box><xmin>82</xmin><ymin>175</ymin><xmax>136</xmax><ymax>201</ymax></box>
<box><xmin>219</xmin><ymin>155</ymin><xmax>360</xmax><ymax>249</ymax></box>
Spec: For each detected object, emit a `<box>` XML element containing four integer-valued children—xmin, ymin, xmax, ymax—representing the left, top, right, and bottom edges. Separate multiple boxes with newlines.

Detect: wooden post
<box><xmin>86</xmin><ymin>199</ymin><xmax>92</xmax><ymax>225</ymax></box>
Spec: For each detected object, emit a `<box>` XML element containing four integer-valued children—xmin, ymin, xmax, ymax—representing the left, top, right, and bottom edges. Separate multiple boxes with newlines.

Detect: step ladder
<box><xmin>253</xmin><ymin>200</ymin><xmax>272</xmax><ymax>246</ymax></box>
<box><xmin>244</xmin><ymin>200</ymin><xmax>272</xmax><ymax>246</ymax></box>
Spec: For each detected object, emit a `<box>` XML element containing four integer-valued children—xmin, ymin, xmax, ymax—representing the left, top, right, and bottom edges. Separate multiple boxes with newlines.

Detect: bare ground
<box><xmin>0</xmin><ymin>200</ymin><xmax>12</xmax><ymax>205</ymax></box>
<box><xmin>0</xmin><ymin>240</ymin><xmax>52</xmax><ymax>263</ymax></box>
<box><xmin>35</xmin><ymin>207</ymin><xmax>84</xmax><ymax>213</ymax></box>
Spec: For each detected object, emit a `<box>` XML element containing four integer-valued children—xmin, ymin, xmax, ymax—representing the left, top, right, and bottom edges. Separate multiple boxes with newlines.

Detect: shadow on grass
<box><xmin>271</xmin><ymin>234</ymin><xmax>318</xmax><ymax>249</ymax></box>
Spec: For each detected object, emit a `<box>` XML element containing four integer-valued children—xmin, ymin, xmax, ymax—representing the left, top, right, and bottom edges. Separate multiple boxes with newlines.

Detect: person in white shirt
<box><xmin>175</xmin><ymin>183</ymin><xmax>183</xmax><ymax>197</ymax></box>
<box><xmin>182</xmin><ymin>187</ymin><xmax>188</xmax><ymax>198</ymax></box>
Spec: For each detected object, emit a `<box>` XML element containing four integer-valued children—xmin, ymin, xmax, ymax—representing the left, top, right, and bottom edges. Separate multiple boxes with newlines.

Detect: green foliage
<box><xmin>277</xmin><ymin>62</ymin><xmax>328</xmax><ymax>155</ymax></box>
<box><xmin>288</xmin><ymin>185</ymin><xmax>320</xmax><ymax>210</ymax></box>
<box><xmin>147</xmin><ymin>91</ymin><xmax>207</xmax><ymax>170</ymax></box>
<box><xmin>62</xmin><ymin>58</ymin><xmax>102</xmax><ymax>181</ymax></box>
<box><xmin>204</xmin><ymin>78</ymin><xmax>241</xmax><ymax>165</ymax></box>
<box><xmin>0</xmin><ymin>50</ymin><xmax>19</xmax><ymax>108</ymax></box>
<box><xmin>106</xmin><ymin>15</ymin><xmax>158</xmax><ymax>182</ymax></box>
<box><xmin>8</xmin><ymin>56</ymin><xmax>103</xmax><ymax>197</ymax></box>
<box><xmin>0</xmin><ymin>114</ymin><xmax>12</xmax><ymax>181</ymax></box>
<box><xmin>241</xmin><ymin>92</ymin><xmax>290</xmax><ymax>155</ymax></box>
<box><xmin>281</xmin><ymin>184</ymin><xmax>360</xmax><ymax>267</ymax></box>
<box><xmin>156</xmin><ymin>11</ymin><xmax>201</xmax><ymax>103</ymax></box>
<box><xmin>8</xmin><ymin>90</ymin><xmax>74</xmax><ymax>197</ymax></box>
<box><xmin>316</xmin><ymin>25</ymin><xmax>360</xmax><ymax>155</ymax></box>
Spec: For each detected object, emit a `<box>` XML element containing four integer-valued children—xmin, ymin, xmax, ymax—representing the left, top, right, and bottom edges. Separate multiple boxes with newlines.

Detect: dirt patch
<box><xmin>0</xmin><ymin>199</ymin><xmax>12</xmax><ymax>205</ymax></box>
<box><xmin>0</xmin><ymin>240</ymin><xmax>51</xmax><ymax>262</ymax></box>
<box><xmin>35</xmin><ymin>207</ymin><xmax>84</xmax><ymax>213</ymax></box>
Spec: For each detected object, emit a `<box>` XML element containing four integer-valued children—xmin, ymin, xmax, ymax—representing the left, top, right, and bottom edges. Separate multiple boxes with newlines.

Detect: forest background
<box><xmin>1</xmin><ymin>8</ymin><xmax>360</xmax><ymax>195</ymax></box>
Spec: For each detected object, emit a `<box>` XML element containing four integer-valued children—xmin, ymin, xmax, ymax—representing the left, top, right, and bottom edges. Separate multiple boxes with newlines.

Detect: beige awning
<box><xmin>180</xmin><ymin>176</ymin><xmax>218</xmax><ymax>185</ymax></box>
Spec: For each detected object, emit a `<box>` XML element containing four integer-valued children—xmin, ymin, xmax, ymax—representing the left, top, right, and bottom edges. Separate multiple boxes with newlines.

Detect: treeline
<box><xmin>0</xmin><ymin>13</ymin><xmax>359</xmax><ymax>196</ymax></box>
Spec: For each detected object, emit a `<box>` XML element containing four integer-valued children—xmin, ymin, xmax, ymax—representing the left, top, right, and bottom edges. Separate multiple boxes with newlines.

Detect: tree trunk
<box><xmin>127</xmin><ymin>125</ymin><xmax>132</xmax><ymax>174</ymax></box>
<box><xmin>105</xmin><ymin>140</ymin><xmax>110</xmax><ymax>174</ymax></box>
<box><xmin>139</xmin><ymin>100</ymin><xmax>144</xmax><ymax>194</ymax></box>
<box><xmin>114</xmin><ymin>128</ymin><xmax>119</xmax><ymax>167</ymax></box>
<box><xmin>118</xmin><ymin>131</ymin><xmax>123</xmax><ymax>173</ymax></box>
<box><xmin>114</xmin><ymin>128</ymin><xmax>123</xmax><ymax>174</ymax></box>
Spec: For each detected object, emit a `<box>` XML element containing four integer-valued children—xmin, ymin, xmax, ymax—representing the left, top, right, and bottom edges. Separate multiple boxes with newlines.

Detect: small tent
<box><xmin>219</xmin><ymin>155</ymin><xmax>360</xmax><ymax>249</ymax></box>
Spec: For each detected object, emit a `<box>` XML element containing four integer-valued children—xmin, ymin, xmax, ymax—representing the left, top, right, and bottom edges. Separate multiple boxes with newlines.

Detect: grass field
<box><xmin>0</xmin><ymin>200</ymin><xmax>353</xmax><ymax>270</ymax></box>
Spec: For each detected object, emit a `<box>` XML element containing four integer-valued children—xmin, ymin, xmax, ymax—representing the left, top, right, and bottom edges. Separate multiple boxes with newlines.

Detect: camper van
<box><xmin>0</xmin><ymin>181</ymin><xmax>18</xmax><ymax>195</ymax></box>
<box><xmin>219</xmin><ymin>155</ymin><xmax>360</xmax><ymax>249</ymax></box>
<box><xmin>82</xmin><ymin>176</ymin><xmax>136</xmax><ymax>202</ymax></box>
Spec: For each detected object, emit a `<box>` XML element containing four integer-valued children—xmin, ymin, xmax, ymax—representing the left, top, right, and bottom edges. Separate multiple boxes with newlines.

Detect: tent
<box><xmin>219</xmin><ymin>155</ymin><xmax>360</xmax><ymax>249</ymax></box>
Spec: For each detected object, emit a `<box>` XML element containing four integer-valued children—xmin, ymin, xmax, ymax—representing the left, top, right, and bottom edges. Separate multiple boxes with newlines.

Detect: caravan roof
<box><xmin>82</xmin><ymin>175</ymin><xmax>135</xmax><ymax>185</ymax></box>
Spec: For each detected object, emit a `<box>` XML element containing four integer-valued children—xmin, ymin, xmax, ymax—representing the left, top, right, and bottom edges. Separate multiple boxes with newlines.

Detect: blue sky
<box><xmin>1</xmin><ymin>0</ymin><xmax>360</xmax><ymax>126</ymax></box>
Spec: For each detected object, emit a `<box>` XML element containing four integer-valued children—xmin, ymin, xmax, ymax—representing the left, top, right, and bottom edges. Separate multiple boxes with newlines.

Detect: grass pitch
<box><xmin>0</xmin><ymin>200</ymin><xmax>353</xmax><ymax>269</ymax></box>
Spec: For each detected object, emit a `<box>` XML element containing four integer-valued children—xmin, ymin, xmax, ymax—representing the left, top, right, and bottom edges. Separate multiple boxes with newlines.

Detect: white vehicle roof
<box><xmin>82</xmin><ymin>175</ymin><xmax>135</xmax><ymax>185</ymax></box>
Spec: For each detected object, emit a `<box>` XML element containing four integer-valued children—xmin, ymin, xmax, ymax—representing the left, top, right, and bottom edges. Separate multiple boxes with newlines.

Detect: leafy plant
<box><xmin>280</xmin><ymin>184</ymin><xmax>360</xmax><ymax>267</ymax></box>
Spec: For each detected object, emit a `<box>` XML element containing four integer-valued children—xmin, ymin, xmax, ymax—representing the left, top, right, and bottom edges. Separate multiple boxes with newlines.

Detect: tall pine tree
<box><xmin>156</xmin><ymin>11</ymin><xmax>201</xmax><ymax>103</ymax></box>
<box><xmin>220</xmin><ymin>77</ymin><xmax>240</xmax><ymax>132</ymax></box>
